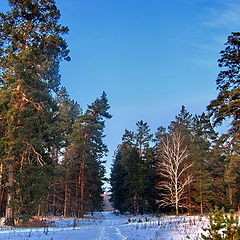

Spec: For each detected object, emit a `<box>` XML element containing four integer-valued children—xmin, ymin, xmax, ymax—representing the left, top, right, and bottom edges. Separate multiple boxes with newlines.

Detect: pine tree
<box><xmin>110</xmin><ymin>121</ymin><xmax>156</xmax><ymax>215</ymax></box>
<box><xmin>208</xmin><ymin>150</ymin><xmax>228</xmax><ymax>209</ymax></box>
<box><xmin>0</xmin><ymin>0</ymin><xmax>69</xmax><ymax>223</ymax></box>
<box><xmin>55</xmin><ymin>87</ymin><xmax>80</xmax><ymax>150</ymax></box>
<box><xmin>47</xmin><ymin>87</ymin><xmax>80</xmax><ymax>217</ymax></box>
<box><xmin>135</xmin><ymin>121</ymin><xmax>157</xmax><ymax>213</ymax></box>
<box><xmin>110</xmin><ymin>130</ymin><xmax>136</xmax><ymax>214</ymax></box>
<box><xmin>64</xmin><ymin>92</ymin><xmax>111</xmax><ymax>217</ymax></box>
<box><xmin>202</xmin><ymin>207</ymin><xmax>240</xmax><ymax>240</ymax></box>
<box><xmin>224</xmin><ymin>154</ymin><xmax>240</xmax><ymax>210</ymax></box>
<box><xmin>169</xmin><ymin>105</ymin><xmax>192</xmax><ymax>135</ymax></box>
<box><xmin>207</xmin><ymin>32</ymin><xmax>240</xmax><ymax>153</ymax></box>
<box><xmin>135</xmin><ymin>120</ymin><xmax>153</xmax><ymax>157</ymax></box>
<box><xmin>110</xmin><ymin>149</ymin><xmax>128</xmax><ymax>213</ymax></box>
<box><xmin>191</xmin><ymin>113</ymin><xmax>217</xmax><ymax>215</ymax></box>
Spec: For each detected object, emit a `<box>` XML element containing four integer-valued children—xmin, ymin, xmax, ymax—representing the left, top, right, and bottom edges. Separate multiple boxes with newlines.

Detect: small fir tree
<box><xmin>202</xmin><ymin>207</ymin><xmax>240</xmax><ymax>240</ymax></box>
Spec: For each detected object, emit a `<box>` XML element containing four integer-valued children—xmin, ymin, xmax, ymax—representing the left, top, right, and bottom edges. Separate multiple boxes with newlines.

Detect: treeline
<box><xmin>0</xmin><ymin>0</ymin><xmax>239</xmax><ymax>225</ymax></box>
<box><xmin>110</xmin><ymin>32</ymin><xmax>240</xmax><ymax>216</ymax></box>
<box><xmin>0</xmin><ymin>0</ymin><xmax>111</xmax><ymax>224</ymax></box>
<box><xmin>110</xmin><ymin>108</ymin><xmax>239</xmax><ymax>215</ymax></box>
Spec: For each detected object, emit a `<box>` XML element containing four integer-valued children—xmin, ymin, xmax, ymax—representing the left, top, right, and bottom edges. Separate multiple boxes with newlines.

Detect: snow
<box><xmin>0</xmin><ymin>212</ymin><xmax>208</xmax><ymax>240</ymax></box>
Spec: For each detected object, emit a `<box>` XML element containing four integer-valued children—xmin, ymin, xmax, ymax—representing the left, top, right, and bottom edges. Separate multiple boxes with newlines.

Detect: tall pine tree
<box><xmin>0</xmin><ymin>0</ymin><xmax>69</xmax><ymax>223</ymax></box>
<box><xmin>208</xmin><ymin>32</ymin><xmax>240</xmax><ymax>153</ymax></box>
<box><xmin>64</xmin><ymin>92</ymin><xmax>111</xmax><ymax>217</ymax></box>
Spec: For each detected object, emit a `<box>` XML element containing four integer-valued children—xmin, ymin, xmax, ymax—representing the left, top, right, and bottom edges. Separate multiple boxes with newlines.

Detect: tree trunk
<box><xmin>200</xmin><ymin>174</ymin><xmax>203</xmax><ymax>216</ymax></box>
<box><xmin>229</xmin><ymin>188</ymin><xmax>233</xmax><ymax>206</ymax></box>
<box><xmin>175</xmin><ymin>174</ymin><xmax>179</xmax><ymax>217</ymax></box>
<box><xmin>63</xmin><ymin>182</ymin><xmax>68</xmax><ymax>218</ymax></box>
<box><xmin>37</xmin><ymin>204</ymin><xmax>41</xmax><ymax>218</ymax></box>
<box><xmin>133</xmin><ymin>192</ymin><xmax>137</xmax><ymax>216</ymax></box>
<box><xmin>188</xmin><ymin>183</ymin><xmax>192</xmax><ymax>215</ymax></box>
<box><xmin>52</xmin><ymin>187</ymin><xmax>57</xmax><ymax>216</ymax></box>
<box><xmin>78</xmin><ymin>161</ymin><xmax>85</xmax><ymax>218</ymax></box>
<box><xmin>6</xmin><ymin>162</ymin><xmax>14</xmax><ymax>223</ymax></box>
<box><xmin>176</xmin><ymin>200</ymin><xmax>179</xmax><ymax>217</ymax></box>
<box><xmin>200</xmin><ymin>202</ymin><xmax>203</xmax><ymax>217</ymax></box>
<box><xmin>0</xmin><ymin>163</ymin><xmax>4</xmax><ymax>217</ymax></box>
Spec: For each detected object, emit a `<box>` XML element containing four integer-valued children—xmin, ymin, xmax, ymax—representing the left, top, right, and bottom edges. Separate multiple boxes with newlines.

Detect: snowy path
<box><xmin>0</xmin><ymin>212</ymin><xmax>128</xmax><ymax>240</ymax></box>
<box><xmin>95</xmin><ymin>213</ymin><xmax>127</xmax><ymax>240</ymax></box>
<box><xmin>0</xmin><ymin>212</ymin><xmax>206</xmax><ymax>240</ymax></box>
<box><xmin>87</xmin><ymin>214</ymin><xmax>127</xmax><ymax>240</ymax></box>
<box><xmin>97</xmin><ymin>226</ymin><xmax>127</xmax><ymax>240</ymax></box>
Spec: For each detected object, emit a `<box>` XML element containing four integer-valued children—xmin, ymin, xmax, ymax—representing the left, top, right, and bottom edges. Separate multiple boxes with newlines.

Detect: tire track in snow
<box><xmin>115</xmin><ymin>227</ymin><xmax>127</xmax><ymax>240</ymax></box>
<box><xmin>97</xmin><ymin>225</ymin><xmax>127</xmax><ymax>240</ymax></box>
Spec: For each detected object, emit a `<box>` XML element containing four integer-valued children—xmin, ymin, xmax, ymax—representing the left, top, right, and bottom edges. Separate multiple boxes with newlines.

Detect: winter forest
<box><xmin>0</xmin><ymin>0</ymin><xmax>239</xmax><ymax>239</ymax></box>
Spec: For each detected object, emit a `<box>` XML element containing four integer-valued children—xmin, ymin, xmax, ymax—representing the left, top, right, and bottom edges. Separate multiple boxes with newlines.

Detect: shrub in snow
<box><xmin>202</xmin><ymin>207</ymin><xmax>240</xmax><ymax>240</ymax></box>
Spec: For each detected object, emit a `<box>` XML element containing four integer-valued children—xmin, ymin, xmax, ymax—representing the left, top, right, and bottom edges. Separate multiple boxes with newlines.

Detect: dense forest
<box><xmin>0</xmin><ymin>0</ymin><xmax>112</xmax><ymax>225</ymax></box>
<box><xmin>0</xmin><ymin>0</ymin><xmax>239</xmax><ymax>226</ymax></box>
<box><xmin>110</xmin><ymin>106</ymin><xmax>239</xmax><ymax>216</ymax></box>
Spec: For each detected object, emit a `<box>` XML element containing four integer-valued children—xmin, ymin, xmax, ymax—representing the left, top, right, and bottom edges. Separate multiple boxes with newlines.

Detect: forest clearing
<box><xmin>0</xmin><ymin>0</ymin><xmax>239</xmax><ymax>239</ymax></box>
<box><xmin>0</xmin><ymin>212</ymin><xmax>208</xmax><ymax>240</ymax></box>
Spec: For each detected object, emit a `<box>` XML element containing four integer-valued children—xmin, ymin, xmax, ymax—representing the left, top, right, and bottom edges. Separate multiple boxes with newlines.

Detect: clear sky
<box><xmin>1</xmin><ymin>0</ymin><xmax>240</xmax><ymax>187</ymax></box>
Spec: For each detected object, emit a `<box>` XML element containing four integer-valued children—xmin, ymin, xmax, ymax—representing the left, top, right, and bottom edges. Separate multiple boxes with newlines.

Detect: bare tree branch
<box><xmin>156</xmin><ymin>131</ymin><xmax>193</xmax><ymax>216</ymax></box>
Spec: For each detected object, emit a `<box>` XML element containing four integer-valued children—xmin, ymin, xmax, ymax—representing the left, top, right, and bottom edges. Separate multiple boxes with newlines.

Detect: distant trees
<box><xmin>62</xmin><ymin>92</ymin><xmax>111</xmax><ymax>217</ymax></box>
<box><xmin>110</xmin><ymin>103</ymin><xmax>240</xmax><ymax>215</ymax></box>
<box><xmin>110</xmin><ymin>121</ymin><xmax>158</xmax><ymax>215</ymax></box>
<box><xmin>191</xmin><ymin>113</ymin><xmax>217</xmax><ymax>215</ymax></box>
<box><xmin>45</xmin><ymin>92</ymin><xmax>112</xmax><ymax>218</ymax></box>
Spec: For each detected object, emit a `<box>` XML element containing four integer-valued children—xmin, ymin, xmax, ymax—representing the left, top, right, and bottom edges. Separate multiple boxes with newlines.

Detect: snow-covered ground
<box><xmin>0</xmin><ymin>212</ymin><xmax>208</xmax><ymax>240</ymax></box>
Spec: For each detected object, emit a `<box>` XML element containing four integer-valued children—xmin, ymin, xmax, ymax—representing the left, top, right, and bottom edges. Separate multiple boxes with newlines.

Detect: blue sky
<box><xmin>1</xmin><ymin>0</ymin><xmax>240</xmax><ymax>186</ymax></box>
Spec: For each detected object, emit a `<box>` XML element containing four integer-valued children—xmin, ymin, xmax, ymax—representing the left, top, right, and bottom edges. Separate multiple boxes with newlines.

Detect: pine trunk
<box><xmin>37</xmin><ymin>204</ymin><xmax>41</xmax><ymax>218</ymax></box>
<box><xmin>79</xmin><ymin>161</ymin><xmax>85</xmax><ymax>218</ymax></box>
<box><xmin>63</xmin><ymin>182</ymin><xmax>68</xmax><ymax>218</ymax></box>
<box><xmin>52</xmin><ymin>187</ymin><xmax>57</xmax><ymax>216</ymax></box>
<box><xmin>0</xmin><ymin>163</ymin><xmax>4</xmax><ymax>217</ymax></box>
<box><xmin>6</xmin><ymin>162</ymin><xmax>14</xmax><ymax>223</ymax></box>
<box><xmin>133</xmin><ymin>192</ymin><xmax>137</xmax><ymax>216</ymax></box>
<box><xmin>200</xmin><ymin>178</ymin><xmax>204</xmax><ymax>216</ymax></box>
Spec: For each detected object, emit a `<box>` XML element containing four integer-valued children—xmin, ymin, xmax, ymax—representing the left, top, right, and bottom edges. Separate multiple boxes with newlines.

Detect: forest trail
<box><xmin>0</xmin><ymin>212</ymin><xmax>206</xmax><ymax>240</ymax></box>
<box><xmin>97</xmin><ymin>226</ymin><xmax>127</xmax><ymax>240</ymax></box>
<box><xmin>96</xmin><ymin>212</ymin><xmax>127</xmax><ymax>240</ymax></box>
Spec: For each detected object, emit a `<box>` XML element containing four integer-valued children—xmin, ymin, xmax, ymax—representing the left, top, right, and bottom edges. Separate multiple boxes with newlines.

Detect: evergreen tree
<box><xmin>110</xmin><ymin>149</ymin><xmax>128</xmax><ymax>213</ymax></box>
<box><xmin>208</xmin><ymin>150</ymin><xmax>228</xmax><ymax>209</ymax></box>
<box><xmin>47</xmin><ymin>87</ymin><xmax>80</xmax><ymax>216</ymax></box>
<box><xmin>207</xmin><ymin>32</ymin><xmax>240</xmax><ymax>153</ymax></box>
<box><xmin>111</xmin><ymin>129</ymin><xmax>142</xmax><ymax>214</ymax></box>
<box><xmin>135</xmin><ymin>121</ymin><xmax>157</xmax><ymax>213</ymax></box>
<box><xmin>119</xmin><ymin>143</ymin><xmax>143</xmax><ymax>215</ymax></box>
<box><xmin>191</xmin><ymin>113</ymin><xmax>217</xmax><ymax>215</ymax></box>
<box><xmin>110</xmin><ymin>121</ymin><xmax>157</xmax><ymax>214</ymax></box>
<box><xmin>64</xmin><ymin>92</ymin><xmax>111</xmax><ymax>217</ymax></box>
<box><xmin>224</xmin><ymin>154</ymin><xmax>240</xmax><ymax>210</ymax></box>
<box><xmin>169</xmin><ymin>105</ymin><xmax>192</xmax><ymax>134</ymax></box>
<box><xmin>135</xmin><ymin>120</ymin><xmax>153</xmax><ymax>157</ymax></box>
<box><xmin>0</xmin><ymin>0</ymin><xmax>69</xmax><ymax>223</ymax></box>
<box><xmin>202</xmin><ymin>207</ymin><xmax>240</xmax><ymax>240</ymax></box>
<box><xmin>55</xmin><ymin>87</ymin><xmax>80</xmax><ymax>149</ymax></box>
